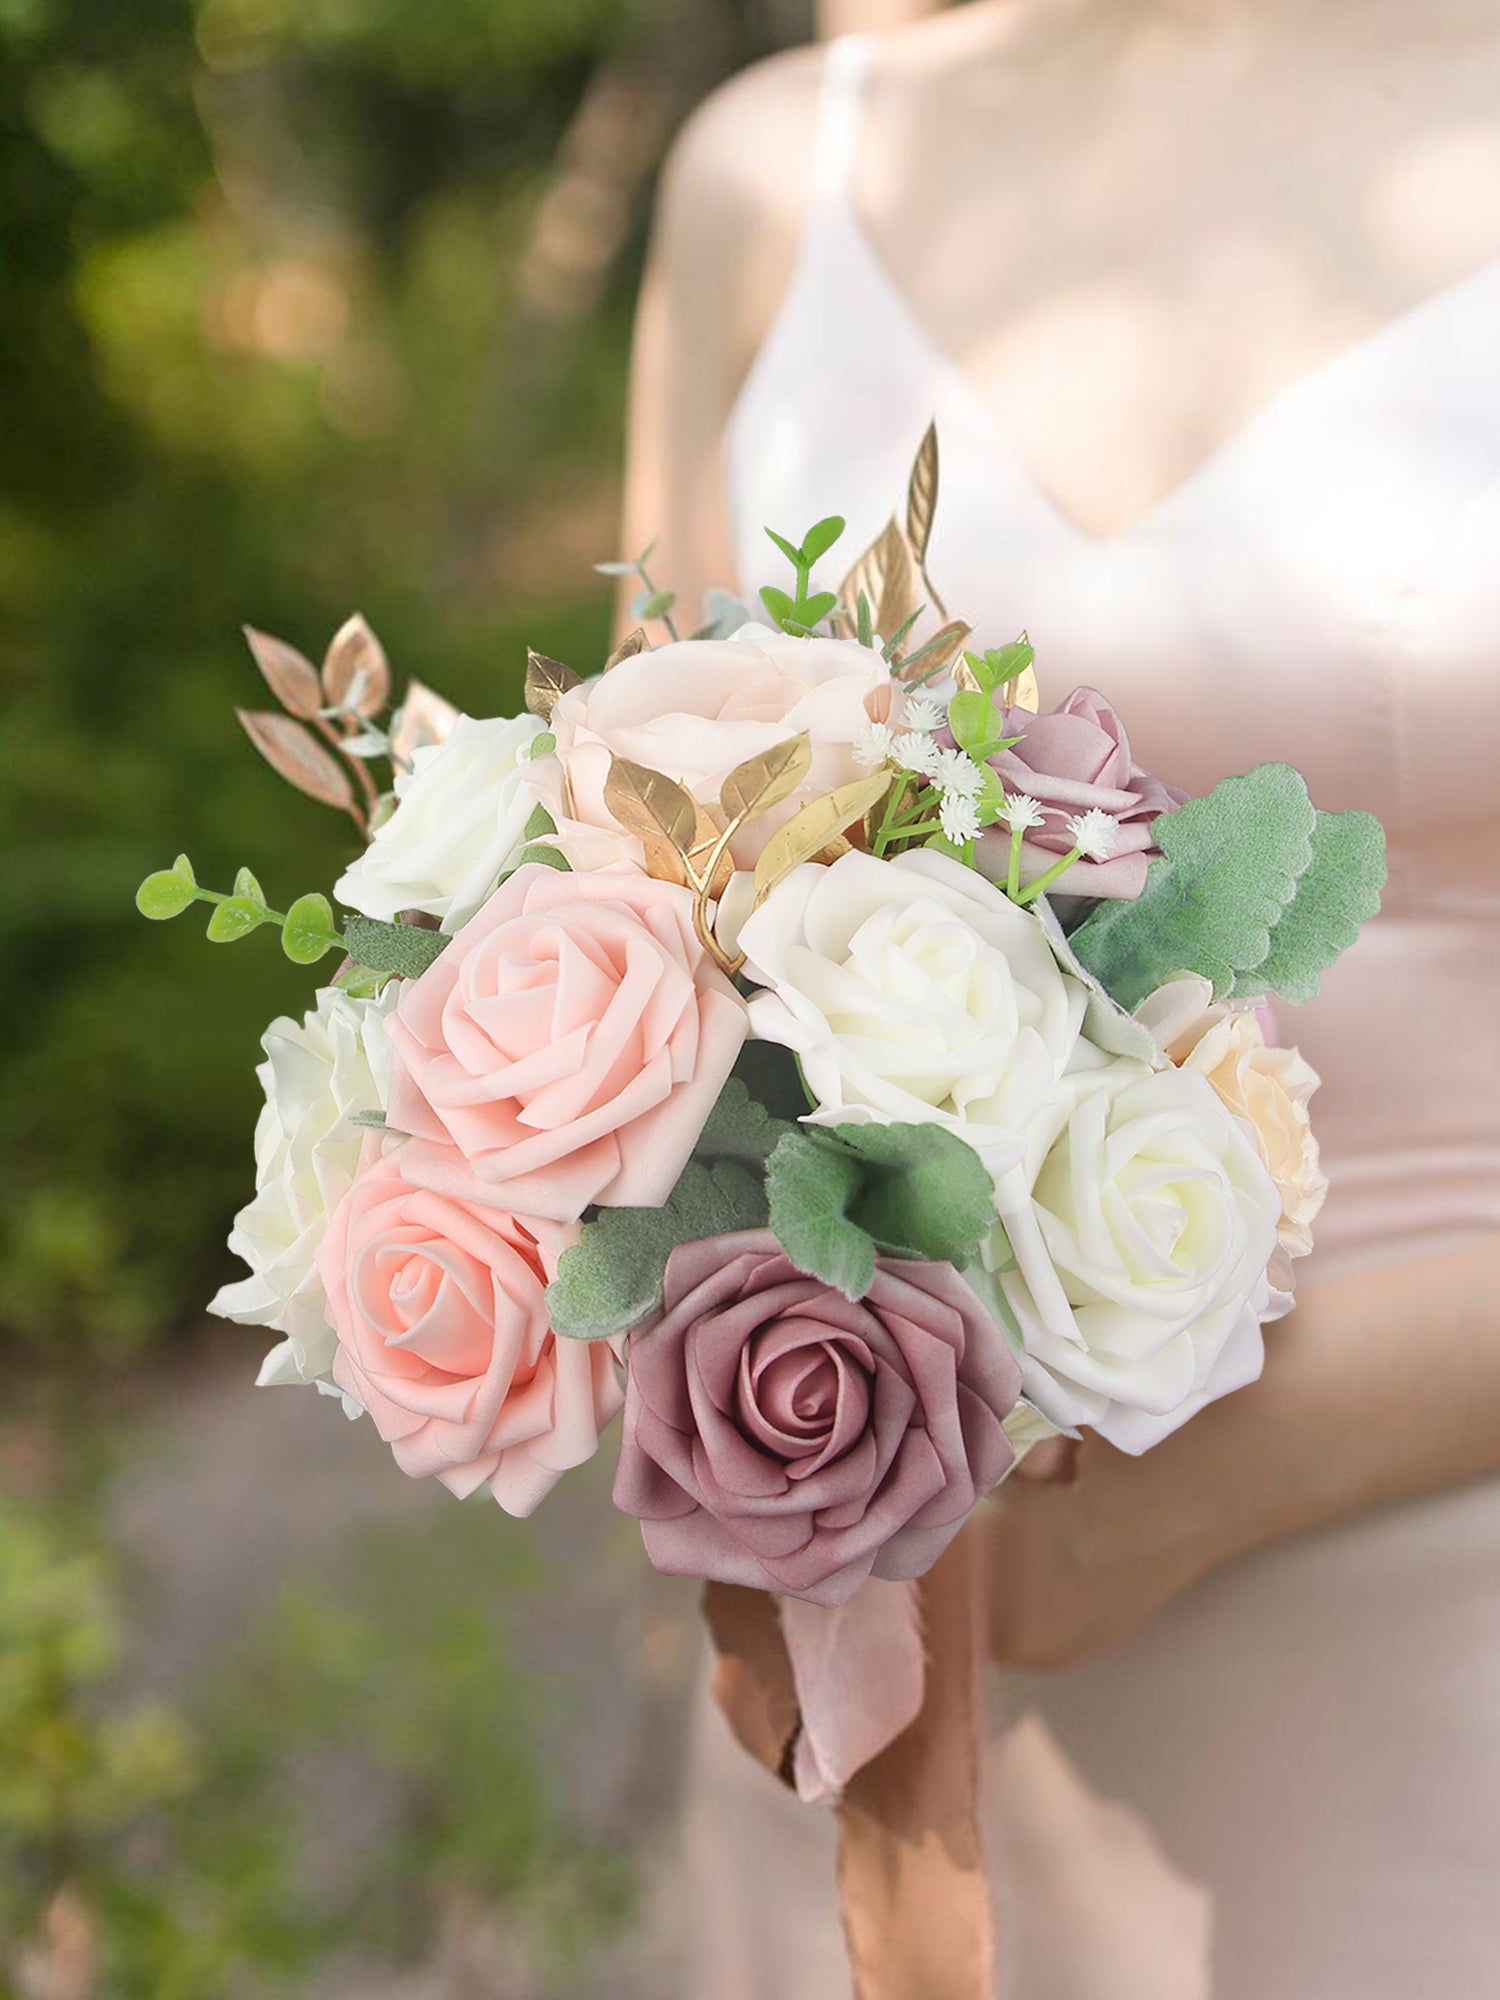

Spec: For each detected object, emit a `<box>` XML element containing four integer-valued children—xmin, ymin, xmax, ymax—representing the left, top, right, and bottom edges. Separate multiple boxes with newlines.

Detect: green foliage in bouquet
<box><xmin>1069</xmin><ymin>763</ymin><xmax>1387</xmax><ymax>1009</ymax></box>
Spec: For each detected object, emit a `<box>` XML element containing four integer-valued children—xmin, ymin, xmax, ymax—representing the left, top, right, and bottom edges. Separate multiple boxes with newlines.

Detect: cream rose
<box><xmin>538</xmin><ymin>632</ymin><xmax>897</xmax><ymax>872</ymax></box>
<box><xmin>738</xmin><ymin>849</ymin><xmax>1088</xmax><ymax>1187</ymax></box>
<box><xmin>1137</xmin><ymin>976</ymin><xmax>1327</xmax><ymax>1269</ymax></box>
<box><xmin>335</xmin><ymin>712</ymin><xmax>545</xmax><ymax>934</ymax></box>
<box><xmin>989</xmin><ymin>1061</ymin><xmax>1282</xmax><ymax>1452</ymax></box>
<box><xmin>210</xmin><ymin>983</ymin><xmax>398</xmax><ymax>1390</ymax></box>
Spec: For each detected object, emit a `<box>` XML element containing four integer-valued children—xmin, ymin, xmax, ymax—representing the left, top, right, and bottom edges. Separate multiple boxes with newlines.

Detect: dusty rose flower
<box><xmin>1136</xmin><ymin>975</ymin><xmax>1327</xmax><ymax>1273</ymax></box>
<box><xmin>535</xmin><ymin>631</ymin><xmax>898</xmax><ymax>873</ymax></box>
<box><xmin>318</xmin><ymin>1143</ymin><xmax>622</xmax><ymax>1516</ymax></box>
<box><xmin>613</xmin><ymin>1230</ymin><xmax>1021</xmax><ymax>1607</ymax></box>
<box><xmin>975</xmin><ymin>686</ymin><xmax>1186</xmax><ymax>899</ymax></box>
<box><xmin>386</xmin><ymin>863</ymin><xmax>747</xmax><ymax>1222</ymax></box>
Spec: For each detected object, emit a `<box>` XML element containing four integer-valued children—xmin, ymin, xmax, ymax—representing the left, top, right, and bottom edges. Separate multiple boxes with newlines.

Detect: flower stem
<box><xmin>1006</xmin><ymin>826</ymin><xmax>1024</xmax><ymax>900</ymax></box>
<box><xmin>1014</xmin><ymin>846</ymin><xmax>1083</xmax><ymax>906</ymax></box>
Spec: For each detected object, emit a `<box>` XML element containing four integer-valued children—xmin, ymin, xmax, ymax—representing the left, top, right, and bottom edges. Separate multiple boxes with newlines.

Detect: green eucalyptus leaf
<box><xmin>800</xmin><ymin>590</ymin><xmax>838</xmax><ymax>625</ymax></box>
<box><xmin>233</xmin><ymin>865</ymin><xmax>265</xmax><ymax>905</ymax></box>
<box><xmin>522</xmin><ymin>802</ymin><xmax>557</xmax><ymax>842</ymax></box>
<box><xmin>947</xmin><ymin>690</ymin><xmax>994</xmax><ymax>756</ymax></box>
<box><xmin>764</xmin><ymin>526</ymin><xmax>802</xmax><ymax>567</ymax></box>
<box><xmin>760</xmin><ymin>584</ymin><xmax>796</xmax><ymax>625</ymax></box>
<box><xmin>135</xmin><ymin>869</ymin><xmax>197</xmax><ymax>921</ymax></box>
<box><xmin>342</xmin><ymin>912</ymin><xmax>448</xmax><ymax>979</ymax></box>
<box><xmin>1232</xmin><ymin>807</ymin><xmax>1386</xmax><ymax>1004</ymax></box>
<box><xmin>206</xmin><ymin>896</ymin><xmax>265</xmax><ymax>943</ymax></box>
<box><xmin>636</xmin><ymin>589</ymin><xmax>677</xmax><ymax>622</ymax></box>
<box><xmin>173</xmin><ymin>853</ymin><xmax>196</xmax><ymax>885</ymax></box>
<box><xmin>334</xmin><ymin>962</ymin><xmax>391</xmax><ymax>999</ymax></box>
<box><xmin>516</xmin><ymin>842</ymin><xmax>570</xmax><ymax>872</ymax></box>
<box><xmin>800</xmin><ymin>515</ymin><xmax>846</xmax><ymax>565</ymax></box>
<box><xmin>281</xmin><ymin>892</ymin><xmax>342</xmax><ymax>965</ymax></box>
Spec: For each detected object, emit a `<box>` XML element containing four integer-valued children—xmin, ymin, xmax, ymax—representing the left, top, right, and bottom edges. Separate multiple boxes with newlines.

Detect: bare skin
<box><xmin>621</xmin><ymin>0</ymin><xmax>1500</xmax><ymax>1667</ymax></box>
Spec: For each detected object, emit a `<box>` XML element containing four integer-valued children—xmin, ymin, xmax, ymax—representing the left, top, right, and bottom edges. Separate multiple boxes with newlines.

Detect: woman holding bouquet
<box><xmin>622</xmin><ymin>1</ymin><xmax>1500</xmax><ymax>1993</ymax></box>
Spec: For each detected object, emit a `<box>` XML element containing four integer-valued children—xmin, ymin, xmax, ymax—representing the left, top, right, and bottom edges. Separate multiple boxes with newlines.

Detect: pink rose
<box><xmin>538</xmin><ymin>632</ymin><xmax>898</xmax><ymax>872</ymax></box>
<box><xmin>613</xmin><ymin>1230</ymin><xmax>1021</xmax><ymax>1607</ymax></box>
<box><xmin>318</xmin><ymin>1144</ymin><xmax>622</xmax><ymax>1516</ymax></box>
<box><xmin>386</xmin><ymin>863</ymin><xmax>747</xmax><ymax>1221</ymax></box>
<box><xmin>975</xmin><ymin>686</ymin><xmax>1186</xmax><ymax>899</ymax></box>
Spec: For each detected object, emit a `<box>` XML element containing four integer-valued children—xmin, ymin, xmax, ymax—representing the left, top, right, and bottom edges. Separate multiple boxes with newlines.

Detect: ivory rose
<box><xmin>335</xmin><ymin>711</ymin><xmax>545</xmax><ymax>934</ymax></box>
<box><xmin>387</xmin><ymin>862</ymin><xmax>747</xmax><ymax>1221</ymax></box>
<box><xmin>991</xmin><ymin>1062</ymin><xmax>1282</xmax><ymax>1452</ymax></box>
<box><xmin>974</xmin><ymin>686</ymin><xmax>1185</xmax><ymax>900</ymax></box>
<box><xmin>738</xmin><ymin>848</ymin><xmax>1087</xmax><ymax>1186</ymax></box>
<box><xmin>536</xmin><ymin>631</ymin><xmax>898</xmax><ymax>872</ymax></box>
<box><xmin>318</xmin><ymin>1144</ymin><xmax>622</xmax><ymax>1515</ymax></box>
<box><xmin>613</xmin><ymin>1230</ymin><xmax>1021</xmax><ymax>1606</ymax></box>
<box><xmin>211</xmin><ymin>983</ymin><xmax>398</xmax><ymax>1391</ymax></box>
<box><xmin>1137</xmin><ymin>974</ymin><xmax>1327</xmax><ymax>1273</ymax></box>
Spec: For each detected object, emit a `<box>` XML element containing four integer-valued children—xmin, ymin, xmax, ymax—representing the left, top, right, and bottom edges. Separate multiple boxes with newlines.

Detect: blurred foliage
<box><xmin>0</xmin><ymin>1486</ymin><xmax>634</xmax><ymax>1996</ymax></box>
<box><xmin>0</xmin><ymin>0</ymin><xmax>805</xmax><ymax>1353</ymax></box>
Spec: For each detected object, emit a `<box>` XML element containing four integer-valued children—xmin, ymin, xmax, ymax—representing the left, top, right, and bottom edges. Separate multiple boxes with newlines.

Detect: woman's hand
<box><xmin>986</xmin><ymin>1234</ymin><xmax>1500</xmax><ymax>1671</ymax></box>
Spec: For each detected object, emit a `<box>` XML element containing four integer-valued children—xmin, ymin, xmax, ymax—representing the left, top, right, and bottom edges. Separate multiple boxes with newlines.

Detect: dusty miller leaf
<box><xmin>1232</xmin><ymin>807</ymin><xmax>1386</xmax><ymax>1004</ymax></box>
<box><xmin>342</xmin><ymin>913</ymin><xmax>449</xmax><ymax>979</ymax></box>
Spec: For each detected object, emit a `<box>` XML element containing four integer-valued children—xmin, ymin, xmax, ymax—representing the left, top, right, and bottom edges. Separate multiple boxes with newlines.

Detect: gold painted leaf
<box><xmin>641</xmin><ymin>833</ymin><xmax>695</xmax><ymax>891</ymax></box>
<box><xmin>389</xmin><ymin>678</ymin><xmax>459</xmax><ymax>763</ymax></box>
<box><xmin>244</xmin><ymin>626</ymin><xmax>323</xmax><ymax>720</ymax></box>
<box><xmin>752</xmin><ymin>771</ymin><xmax>893</xmax><ymax>905</ymax></box>
<box><xmin>953</xmin><ymin>654</ymin><xmax>983</xmax><ymax>695</ymax></box>
<box><xmin>604</xmin><ymin>627</ymin><xmax>649</xmax><ymax>672</ymax></box>
<box><xmin>838</xmin><ymin>516</ymin><xmax>917</xmax><ymax>646</ymax></box>
<box><xmin>719</xmin><ymin>733</ymin><xmax>812</xmax><ymax>826</ymax></box>
<box><xmin>524</xmin><ymin>649</ymin><xmax>581</xmax><ymax>720</ymax></box>
<box><xmin>686</xmin><ymin>801</ymin><xmax>735</xmax><ymax>899</ymax></box>
<box><xmin>905</xmin><ymin>422</ymin><xmax>940</xmax><ymax>562</ymax></box>
<box><xmin>1003</xmin><ymin>636</ymin><xmax>1040</xmax><ymax>714</ymax></box>
<box><xmin>896</xmin><ymin>619</ymin><xmax>971</xmax><ymax>685</ymax></box>
<box><xmin>236</xmin><ymin>710</ymin><xmax>359</xmax><ymax>818</ymax></box>
<box><xmin>322</xmin><ymin>614</ymin><xmax>390</xmax><ymax>716</ymax></box>
<box><xmin>603</xmin><ymin>756</ymin><xmax>697</xmax><ymax>856</ymax></box>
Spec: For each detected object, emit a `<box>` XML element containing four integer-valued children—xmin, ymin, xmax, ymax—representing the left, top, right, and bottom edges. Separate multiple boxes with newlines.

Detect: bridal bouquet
<box><xmin>137</xmin><ymin>432</ymin><xmax>1384</xmax><ymax>1996</ymax></box>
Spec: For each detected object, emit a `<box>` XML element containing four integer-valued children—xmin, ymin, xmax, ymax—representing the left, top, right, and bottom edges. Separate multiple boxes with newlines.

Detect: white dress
<box><xmin>683</xmin><ymin>34</ymin><xmax>1500</xmax><ymax>2000</ymax></box>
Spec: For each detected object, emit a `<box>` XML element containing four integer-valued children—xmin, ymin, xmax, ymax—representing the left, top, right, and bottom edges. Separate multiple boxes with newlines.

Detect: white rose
<box><xmin>210</xmin><ymin>984</ymin><xmax>398</xmax><ymax>1390</ymax></box>
<box><xmin>334</xmin><ymin>712</ymin><xmax>545</xmax><ymax>934</ymax></box>
<box><xmin>738</xmin><ymin>849</ymin><xmax>1088</xmax><ymax>1186</ymax></box>
<box><xmin>987</xmin><ymin>1061</ymin><xmax>1282</xmax><ymax>1452</ymax></box>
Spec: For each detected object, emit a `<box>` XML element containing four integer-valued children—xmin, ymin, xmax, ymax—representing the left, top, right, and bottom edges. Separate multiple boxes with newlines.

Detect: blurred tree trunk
<box><xmin>817</xmin><ymin>0</ymin><xmax>946</xmax><ymax>35</ymax></box>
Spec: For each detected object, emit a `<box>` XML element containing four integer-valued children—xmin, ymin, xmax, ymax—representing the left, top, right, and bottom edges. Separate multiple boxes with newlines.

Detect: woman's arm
<box><xmin>616</xmin><ymin>51</ymin><xmax>821</xmax><ymax>634</ymax></box>
<box><xmin>987</xmin><ymin>1232</ymin><xmax>1500</xmax><ymax>1669</ymax></box>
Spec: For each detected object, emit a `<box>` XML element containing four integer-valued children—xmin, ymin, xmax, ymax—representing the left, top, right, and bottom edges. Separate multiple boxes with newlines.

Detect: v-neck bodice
<box><xmin>723</xmin><ymin>35</ymin><xmax>1500</xmax><ymax>1277</ymax></box>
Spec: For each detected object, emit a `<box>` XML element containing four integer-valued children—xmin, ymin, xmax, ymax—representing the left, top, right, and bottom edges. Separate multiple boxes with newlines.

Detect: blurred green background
<box><xmin>1</xmin><ymin>3</ymin><xmax>811</xmax><ymax>1991</ymax></box>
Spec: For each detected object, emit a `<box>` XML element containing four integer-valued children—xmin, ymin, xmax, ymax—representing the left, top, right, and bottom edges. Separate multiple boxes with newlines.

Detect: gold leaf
<box><xmin>604</xmin><ymin>627</ymin><xmax>649</xmax><ymax>672</ymax></box>
<box><xmin>953</xmin><ymin>654</ymin><xmax>983</xmax><ymax>696</ymax></box>
<box><xmin>752</xmin><ymin>771</ymin><xmax>893</xmax><ymax>905</ymax></box>
<box><xmin>322</xmin><ymin>614</ymin><xmax>390</xmax><ymax>716</ymax></box>
<box><xmin>719</xmin><ymin>733</ymin><xmax>812</xmax><ymax>826</ymax></box>
<box><xmin>389</xmin><ymin>678</ymin><xmax>459</xmax><ymax>763</ymax></box>
<box><xmin>686</xmin><ymin>801</ymin><xmax>735</xmax><ymax>899</ymax></box>
<box><xmin>896</xmin><ymin>619</ymin><xmax>972</xmax><ymax>686</ymax></box>
<box><xmin>905</xmin><ymin>421</ymin><xmax>940</xmax><ymax>563</ymax></box>
<box><xmin>603</xmin><ymin>756</ymin><xmax>697</xmax><ymax>856</ymax></box>
<box><xmin>236</xmin><ymin>710</ymin><xmax>359</xmax><ymax>819</ymax></box>
<box><xmin>839</xmin><ymin>516</ymin><xmax>919</xmax><ymax>648</ymax></box>
<box><xmin>641</xmin><ymin>833</ymin><xmax>694</xmax><ymax>891</ymax></box>
<box><xmin>1003</xmin><ymin>634</ymin><xmax>1040</xmax><ymax>714</ymax></box>
<box><xmin>809</xmin><ymin>832</ymin><xmax>854</xmax><ymax>866</ymax></box>
<box><xmin>524</xmin><ymin>649</ymin><xmax>580</xmax><ymax>720</ymax></box>
<box><xmin>244</xmin><ymin>626</ymin><xmax>322</xmax><ymax>720</ymax></box>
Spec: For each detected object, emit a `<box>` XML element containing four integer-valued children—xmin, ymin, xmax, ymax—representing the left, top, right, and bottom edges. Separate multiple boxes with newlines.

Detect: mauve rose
<box><xmin>613</xmin><ymin>1230</ymin><xmax>1021</xmax><ymax>1607</ymax></box>
<box><xmin>974</xmin><ymin>686</ymin><xmax>1186</xmax><ymax>899</ymax></box>
<box><xmin>387</xmin><ymin>863</ymin><xmax>747</xmax><ymax>1222</ymax></box>
<box><xmin>319</xmin><ymin>1144</ymin><xmax>623</xmax><ymax>1516</ymax></box>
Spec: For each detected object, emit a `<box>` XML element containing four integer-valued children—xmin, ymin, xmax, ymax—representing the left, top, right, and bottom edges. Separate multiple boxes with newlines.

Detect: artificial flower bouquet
<box><xmin>137</xmin><ymin>432</ymin><xmax>1385</xmax><ymax>1997</ymax></box>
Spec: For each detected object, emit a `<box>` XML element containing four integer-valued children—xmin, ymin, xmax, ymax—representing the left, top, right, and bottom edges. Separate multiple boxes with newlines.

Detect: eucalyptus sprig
<box><xmin>594</xmin><ymin>539</ymin><xmax>681</xmax><ymax>641</ymax></box>
<box><xmin>135</xmin><ymin>856</ymin><xmax>344</xmax><ymax>964</ymax></box>
<box><xmin>759</xmin><ymin>517</ymin><xmax>846</xmax><ymax>635</ymax></box>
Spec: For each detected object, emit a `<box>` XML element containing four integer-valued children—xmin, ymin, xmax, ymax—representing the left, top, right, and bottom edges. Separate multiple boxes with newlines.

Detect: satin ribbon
<box><xmin>704</xmin><ymin>1523</ymin><xmax>994</xmax><ymax>2000</ymax></box>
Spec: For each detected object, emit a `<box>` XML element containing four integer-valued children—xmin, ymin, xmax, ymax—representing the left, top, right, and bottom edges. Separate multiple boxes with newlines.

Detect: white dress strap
<box><xmin>811</xmin><ymin>34</ymin><xmax>874</xmax><ymax>209</ymax></box>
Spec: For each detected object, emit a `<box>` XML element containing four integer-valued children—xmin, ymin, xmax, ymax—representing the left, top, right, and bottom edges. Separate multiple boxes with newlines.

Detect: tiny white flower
<box><xmin>1067</xmin><ymin>808</ymin><xmax>1120</xmax><ymax>860</ymax></box>
<box><xmin>998</xmin><ymin>791</ymin><xmax>1045</xmax><ymax>834</ymax></box>
<box><xmin>939</xmin><ymin>792</ymin><xmax>981</xmax><ymax>844</ymax></box>
<box><xmin>853</xmin><ymin>721</ymin><xmax>895</xmax><ymax>770</ymax></box>
<box><xmin>932</xmin><ymin>748</ymin><xmax>984</xmax><ymax>800</ymax></box>
<box><xmin>892</xmin><ymin>731</ymin><xmax>942</xmax><ymax>776</ymax></box>
<box><xmin>899</xmin><ymin>694</ymin><xmax>943</xmax><ymax>734</ymax></box>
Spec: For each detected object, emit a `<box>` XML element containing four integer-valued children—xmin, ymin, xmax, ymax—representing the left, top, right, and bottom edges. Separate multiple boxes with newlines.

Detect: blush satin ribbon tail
<box><xmin>704</xmin><ymin>1523</ymin><xmax>994</xmax><ymax>2000</ymax></box>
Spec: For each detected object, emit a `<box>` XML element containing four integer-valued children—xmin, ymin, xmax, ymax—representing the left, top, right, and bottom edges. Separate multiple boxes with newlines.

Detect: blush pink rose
<box><xmin>975</xmin><ymin>686</ymin><xmax>1187</xmax><ymax>899</ymax></box>
<box><xmin>318</xmin><ymin>1143</ymin><xmax>622</xmax><ymax>1516</ymax></box>
<box><xmin>386</xmin><ymin>863</ymin><xmax>747</xmax><ymax>1221</ymax></box>
<box><xmin>613</xmin><ymin>1230</ymin><xmax>1022</xmax><ymax>1607</ymax></box>
<box><xmin>537</xmin><ymin>632</ymin><xmax>898</xmax><ymax>872</ymax></box>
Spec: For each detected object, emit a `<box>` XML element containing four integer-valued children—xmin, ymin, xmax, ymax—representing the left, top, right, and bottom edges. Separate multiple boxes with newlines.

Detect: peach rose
<box><xmin>318</xmin><ymin>1144</ymin><xmax>622</xmax><ymax>1516</ymax></box>
<box><xmin>536</xmin><ymin>631</ymin><xmax>898</xmax><ymax>872</ymax></box>
<box><xmin>1136</xmin><ymin>975</ymin><xmax>1327</xmax><ymax>1270</ymax></box>
<box><xmin>386</xmin><ymin>863</ymin><xmax>747</xmax><ymax>1221</ymax></box>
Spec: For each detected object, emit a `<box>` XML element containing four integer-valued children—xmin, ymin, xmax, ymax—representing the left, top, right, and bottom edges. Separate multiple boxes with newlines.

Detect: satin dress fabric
<box><xmin>680</xmin><ymin>33</ymin><xmax>1500</xmax><ymax>2000</ymax></box>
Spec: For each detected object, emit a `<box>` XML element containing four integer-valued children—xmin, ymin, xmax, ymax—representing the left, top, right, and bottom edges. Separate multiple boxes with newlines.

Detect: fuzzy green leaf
<box><xmin>695</xmin><ymin>1075</ymin><xmax>797</xmax><ymax>1170</ymax></box>
<box><xmin>136</xmin><ymin>869</ymin><xmax>196</xmax><ymax>921</ymax></box>
<box><xmin>1233</xmin><ymin>807</ymin><xmax>1386</xmax><ymax>1004</ymax></box>
<box><xmin>547</xmin><ymin>1160</ymin><xmax>768</xmax><ymax>1339</ymax></box>
<box><xmin>206</xmin><ymin>896</ymin><xmax>264</xmax><ymax>943</ymax></box>
<box><xmin>342</xmin><ymin>912</ymin><xmax>448</xmax><ymax>979</ymax></box>
<box><xmin>1068</xmin><ymin>763</ymin><xmax>1318</xmax><ymax>1008</ymax></box>
<box><xmin>281</xmin><ymin>892</ymin><xmax>342</xmax><ymax>964</ymax></box>
<box><xmin>766</xmin><ymin>1136</ymin><xmax>873</xmax><ymax>1301</ymax></box>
